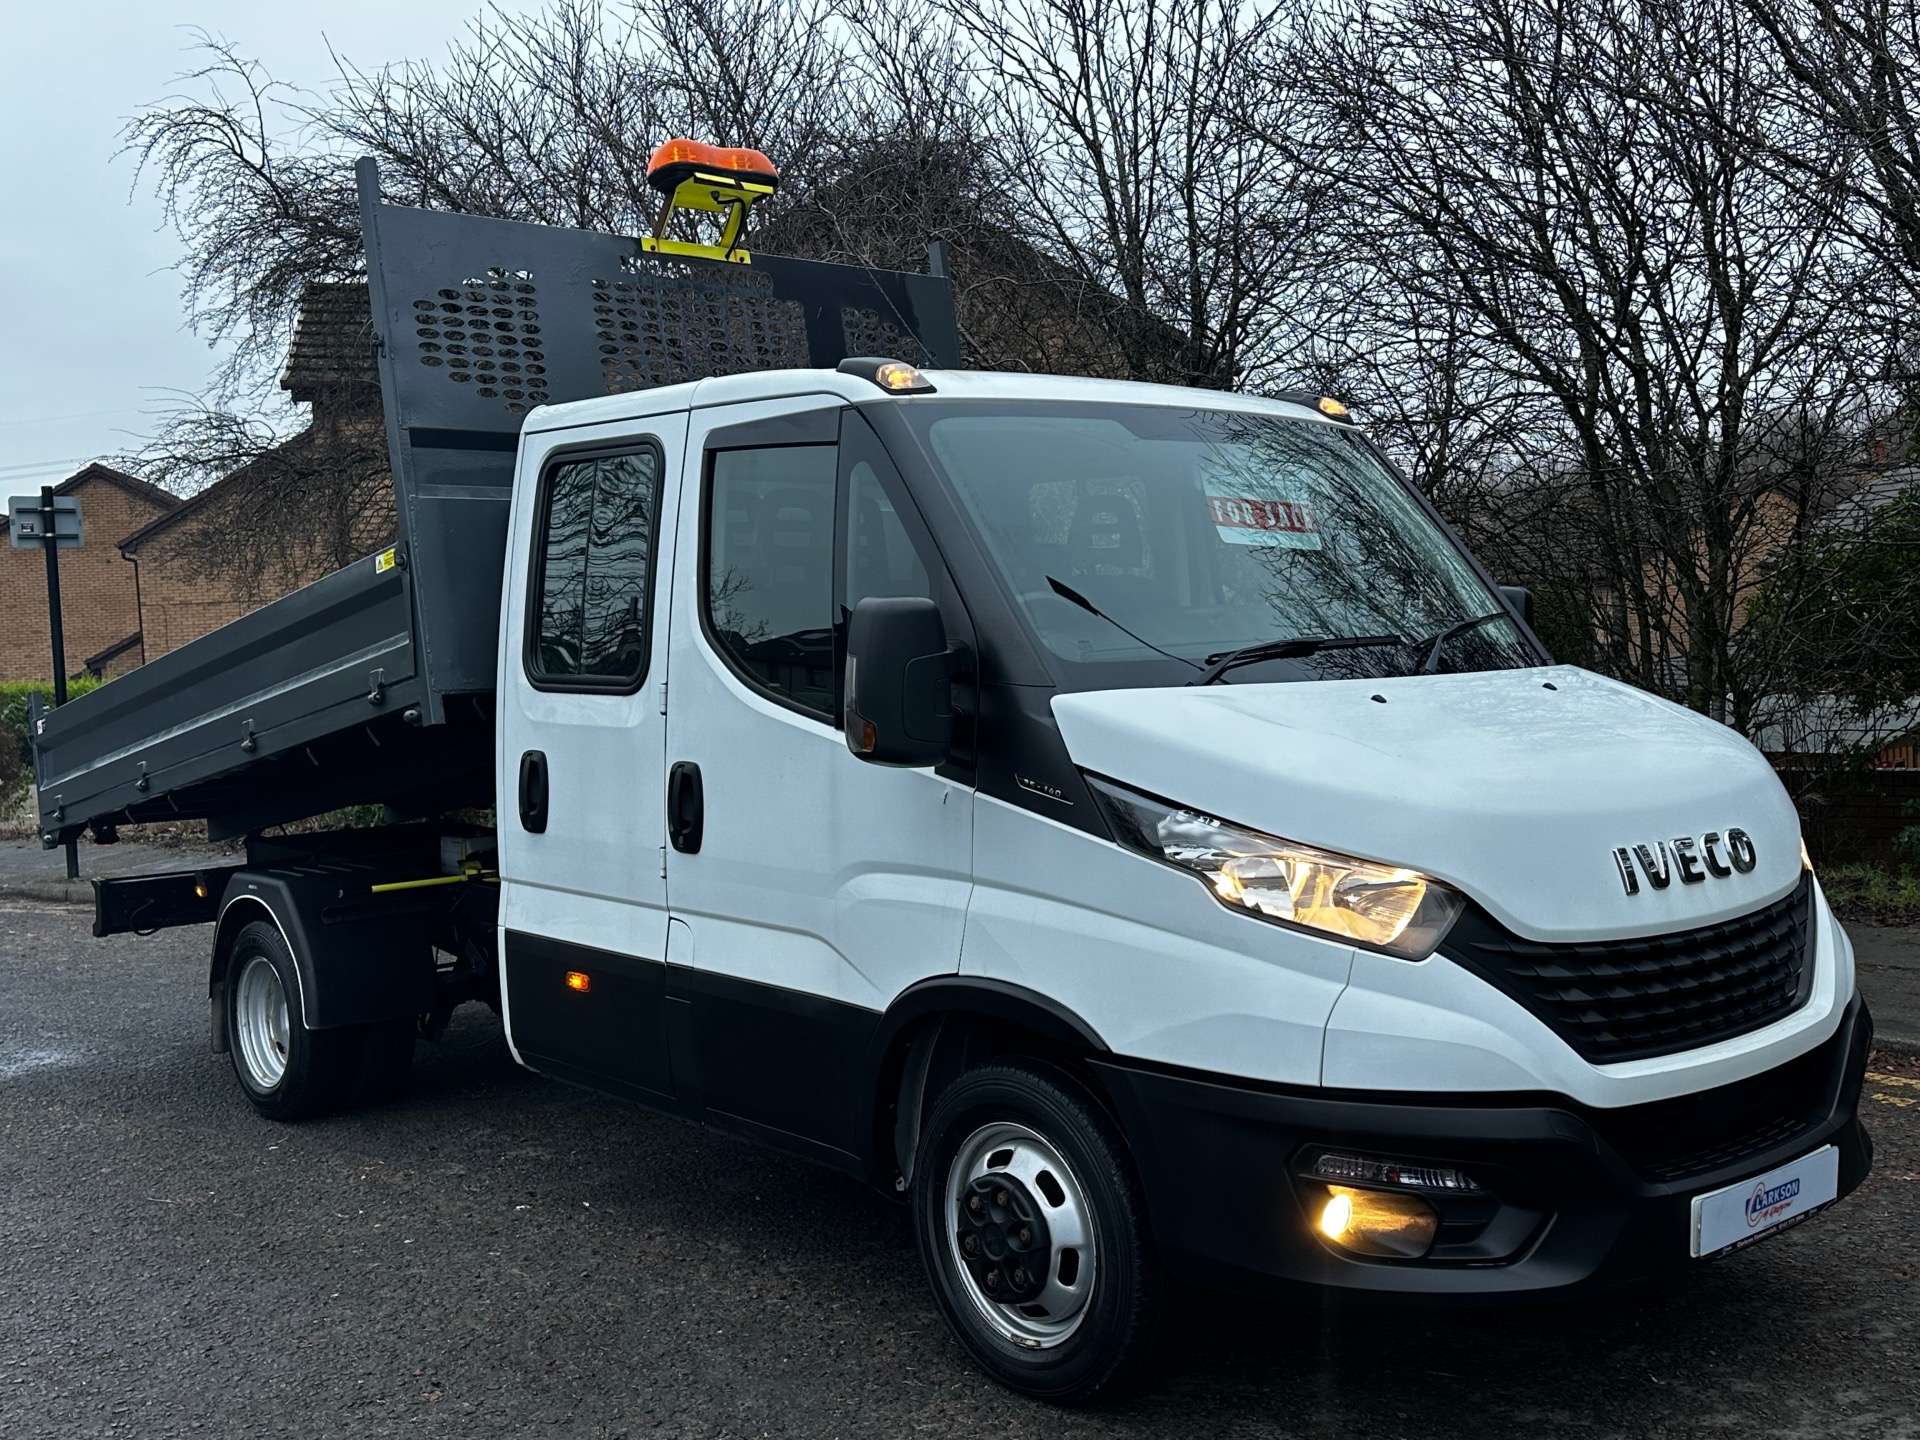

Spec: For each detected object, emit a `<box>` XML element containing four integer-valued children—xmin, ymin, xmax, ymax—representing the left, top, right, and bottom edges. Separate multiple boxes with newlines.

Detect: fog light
<box><xmin>1318</xmin><ymin>1191</ymin><xmax>1354</xmax><ymax>1239</ymax></box>
<box><xmin>1313</xmin><ymin>1185</ymin><xmax>1439</xmax><ymax>1259</ymax></box>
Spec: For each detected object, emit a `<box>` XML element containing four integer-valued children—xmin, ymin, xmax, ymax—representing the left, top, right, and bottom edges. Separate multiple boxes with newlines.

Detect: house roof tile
<box><xmin>281</xmin><ymin>282</ymin><xmax>378</xmax><ymax>402</ymax></box>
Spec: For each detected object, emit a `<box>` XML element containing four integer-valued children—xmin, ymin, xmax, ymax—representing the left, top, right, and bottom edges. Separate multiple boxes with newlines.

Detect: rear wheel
<box><xmin>912</xmin><ymin>1060</ymin><xmax>1160</xmax><ymax>1403</ymax></box>
<box><xmin>224</xmin><ymin>920</ymin><xmax>358</xmax><ymax>1120</ymax></box>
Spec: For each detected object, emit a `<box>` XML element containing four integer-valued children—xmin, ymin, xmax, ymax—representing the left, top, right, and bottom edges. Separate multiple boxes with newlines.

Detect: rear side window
<box><xmin>527</xmin><ymin>445</ymin><xmax>663</xmax><ymax>690</ymax></box>
<box><xmin>705</xmin><ymin>445</ymin><xmax>838</xmax><ymax>719</ymax></box>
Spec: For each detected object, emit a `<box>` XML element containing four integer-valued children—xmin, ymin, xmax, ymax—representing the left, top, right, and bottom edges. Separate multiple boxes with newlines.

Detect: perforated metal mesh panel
<box><xmin>410</xmin><ymin>271</ymin><xmax>552</xmax><ymax>414</ymax></box>
<box><xmin>595</xmin><ymin>257</ymin><xmax>811</xmax><ymax>393</ymax></box>
<box><xmin>840</xmin><ymin>305</ymin><xmax>934</xmax><ymax>368</ymax></box>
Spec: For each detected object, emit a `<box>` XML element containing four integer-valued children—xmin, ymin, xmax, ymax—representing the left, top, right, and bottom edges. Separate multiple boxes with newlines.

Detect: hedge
<box><xmin>0</xmin><ymin>678</ymin><xmax>100</xmax><ymax>802</ymax></box>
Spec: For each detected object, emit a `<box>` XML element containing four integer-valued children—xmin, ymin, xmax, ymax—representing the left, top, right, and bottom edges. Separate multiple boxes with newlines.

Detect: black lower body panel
<box><xmin>505</xmin><ymin>931</ymin><xmax>673</xmax><ymax>1100</ymax></box>
<box><xmin>1092</xmin><ymin>995</ymin><xmax>1874</xmax><ymax>1299</ymax></box>
<box><xmin>669</xmin><ymin>965</ymin><xmax>877</xmax><ymax>1164</ymax></box>
<box><xmin>502</xmin><ymin>932</ymin><xmax>878</xmax><ymax>1173</ymax></box>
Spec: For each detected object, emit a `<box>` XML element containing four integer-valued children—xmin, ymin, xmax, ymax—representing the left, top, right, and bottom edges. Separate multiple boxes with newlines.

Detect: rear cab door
<box><xmin>496</xmin><ymin>405</ymin><xmax>689</xmax><ymax>1101</ymax></box>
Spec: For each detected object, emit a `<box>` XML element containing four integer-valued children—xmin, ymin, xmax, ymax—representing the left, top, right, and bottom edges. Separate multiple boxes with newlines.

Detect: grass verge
<box><xmin>1822</xmin><ymin>863</ymin><xmax>1920</xmax><ymax>927</ymax></box>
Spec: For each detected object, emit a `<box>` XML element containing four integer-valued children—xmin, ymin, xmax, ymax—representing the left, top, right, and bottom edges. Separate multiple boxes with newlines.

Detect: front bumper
<box><xmin>1092</xmin><ymin>994</ymin><xmax>1874</xmax><ymax>1297</ymax></box>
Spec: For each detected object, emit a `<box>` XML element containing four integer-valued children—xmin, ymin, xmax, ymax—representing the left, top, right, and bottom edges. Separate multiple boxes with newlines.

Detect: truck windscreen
<box><xmin>908</xmin><ymin>400</ymin><xmax>1537</xmax><ymax>688</ymax></box>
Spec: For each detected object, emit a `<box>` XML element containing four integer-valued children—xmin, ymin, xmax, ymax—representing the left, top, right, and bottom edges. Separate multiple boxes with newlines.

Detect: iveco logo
<box><xmin>1613</xmin><ymin>830</ymin><xmax>1757</xmax><ymax>895</ymax></box>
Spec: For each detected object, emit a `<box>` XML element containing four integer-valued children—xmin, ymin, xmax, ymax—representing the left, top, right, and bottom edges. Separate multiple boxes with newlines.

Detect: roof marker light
<box><xmin>836</xmin><ymin>357</ymin><xmax>937</xmax><ymax>394</ymax></box>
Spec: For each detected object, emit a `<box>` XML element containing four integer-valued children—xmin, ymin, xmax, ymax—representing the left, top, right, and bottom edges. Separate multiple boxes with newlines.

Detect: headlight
<box><xmin>1087</xmin><ymin>776</ymin><xmax>1465</xmax><ymax>959</ymax></box>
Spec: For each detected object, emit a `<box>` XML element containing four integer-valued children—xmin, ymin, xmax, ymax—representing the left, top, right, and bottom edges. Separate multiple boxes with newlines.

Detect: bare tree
<box><xmin>120</xmin><ymin>390</ymin><xmax>391</xmax><ymax>602</ymax></box>
<box><xmin>118</xmin><ymin>0</ymin><xmax>1918</xmax><ymax>758</ymax></box>
<box><xmin>120</xmin><ymin>1</ymin><xmax>1012</xmax><ymax>585</ymax></box>
<box><xmin>120</xmin><ymin>0</ymin><xmax>1312</xmax><ymax>592</ymax></box>
<box><xmin>122</xmin><ymin>33</ymin><xmax>365</xmax><ymax>400</ymax></box>
<box><xmin>1737</xmin><ymin>0</ymin><xmax>1920</xmax><ymax>313</ymax></box>
<box><xmin>1264</xmin><ymin>0</ymin><xmax>1905</xmax><ymax>734</ymax></box>
<box><xmin>906</xmin><ymin>0</ymin><xmax>1329</xmax><ymax>388</ymax></box>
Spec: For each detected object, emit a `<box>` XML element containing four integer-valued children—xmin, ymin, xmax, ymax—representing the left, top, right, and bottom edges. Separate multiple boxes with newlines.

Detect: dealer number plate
<box><xmin>1690</xmin><ymin>1145</ymin><xmax>1839</xmax><ymax>1259</ymax></box>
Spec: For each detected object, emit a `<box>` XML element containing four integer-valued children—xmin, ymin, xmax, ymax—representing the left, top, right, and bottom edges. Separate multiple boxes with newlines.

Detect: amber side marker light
<box><xmin>835</xmin><ymin>357</ymin><xmax>938</xmax><ymax>394</ymax></box>
<box><xmin>564</xmin><ymin>971</ymin><xmax>592</xmax><ymax>994</ymax></box>
<box><xmin>1316</xmin><ymin>396</ymin><xmax>1350</xmax><ymax>418</ymax></box>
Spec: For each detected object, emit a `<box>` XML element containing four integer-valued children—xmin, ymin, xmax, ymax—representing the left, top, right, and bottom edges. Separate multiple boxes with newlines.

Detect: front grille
<box><xmin>1442</xmin><ymin>875</ymin><xmax>1815</xmax><ymax>1064</ymax></box>
<box><xmin>1585</xmin><ymin>1021</ymin><xmax>1840</xmax><ymax>1183</ymax></box>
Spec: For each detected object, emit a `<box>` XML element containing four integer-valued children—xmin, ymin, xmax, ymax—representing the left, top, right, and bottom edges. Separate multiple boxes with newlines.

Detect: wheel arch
<box><xmin>206</xmin><ymin>871</ymin><xmax>435</xmax><ymax>1039</ymax></box>
<box><xmin>868</xmin><ymin>977</ymin><xmax>1113</xmax><ymax>1189</ymax></box>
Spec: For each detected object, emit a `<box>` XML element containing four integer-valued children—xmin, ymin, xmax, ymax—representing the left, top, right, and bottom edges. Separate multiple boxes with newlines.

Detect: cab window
<box><xmin>705</xmin><ymin>445</ymin><xmax>838</xmax><ymax>719</ymax></box>
<box><xmin>844</xmin><ymin>459</ymin><xmax>932</xmax><ymax>609</ymax></box>
<box><xmin>527</xmin><ymin>445</ymin><xmax>662</xmax><ymax>690</ymax></box>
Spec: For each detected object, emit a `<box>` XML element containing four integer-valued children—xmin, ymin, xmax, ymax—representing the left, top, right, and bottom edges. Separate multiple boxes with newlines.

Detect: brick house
<box><xmin>117</xmin><ymin>285</ymin><xmax>392</xmax><ymax>661</ymax></box>
<box><xmin>0</xmin><ymin>464</ymin><xmax>178</xmax><ymax>683</ymax></box>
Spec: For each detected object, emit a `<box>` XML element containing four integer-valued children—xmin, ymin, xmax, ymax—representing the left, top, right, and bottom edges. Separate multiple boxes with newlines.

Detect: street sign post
<box><xmin>11</xmin><ymin>488</ymin><xmax>81</xmax><ymax>879</ymax></box>
<box><xmin>8</xmin><ymin>493</ymin><xmax>82</xmax><ymax>548</ymax></box>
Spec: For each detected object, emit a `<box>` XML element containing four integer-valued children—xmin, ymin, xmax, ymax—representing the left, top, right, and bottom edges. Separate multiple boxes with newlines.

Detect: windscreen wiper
<box><xmin>1044</xmin><ymin>577</ymin><xmax>1202</xmax><ymax>673</ymax></box>
<box><xmin>1414</xmin><ymin>610</ymin><xmax>1510</xmax><ymax>674</ymax></box>
<box><xmin>1190</xmin><ymin>633</ymin><xmax>1404</xmax><ymax>686</ymax></box>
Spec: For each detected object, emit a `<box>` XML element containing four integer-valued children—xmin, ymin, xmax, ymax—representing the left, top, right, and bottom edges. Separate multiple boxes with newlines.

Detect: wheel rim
<box><xmin>944</xmin><ymin>1121</ymin><xmax>1097</xmax><ymax>1350</ymax></box>
<box><xmin>234</xmin><ymin>955</ymin><xmax>290</xmax><ymax>1091</ymax></box>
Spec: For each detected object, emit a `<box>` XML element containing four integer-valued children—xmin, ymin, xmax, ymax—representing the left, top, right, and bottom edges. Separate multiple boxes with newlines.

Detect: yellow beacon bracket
<box><xmin>642</xmin><ymin>138</ymin><xmax>780</xmax><ymax>265</ymax></box>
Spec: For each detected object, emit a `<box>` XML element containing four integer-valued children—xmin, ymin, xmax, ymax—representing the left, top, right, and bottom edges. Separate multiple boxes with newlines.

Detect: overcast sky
<box><xmin>0</xmin><ymin>1</ymin><xmax>536</xmax><ymax>494</ymax></box>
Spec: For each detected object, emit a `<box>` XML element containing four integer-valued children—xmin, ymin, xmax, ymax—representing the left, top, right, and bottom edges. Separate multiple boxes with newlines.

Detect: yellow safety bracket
<box><xmin>644</xmin><ymin>140</ymin><xmax>781</xmax><ymax>265</ymax></box>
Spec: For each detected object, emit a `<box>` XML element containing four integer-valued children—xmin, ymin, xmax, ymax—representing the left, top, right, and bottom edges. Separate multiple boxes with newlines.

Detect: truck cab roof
<box><xmin>520</xmin><ymin>368</ymin><xmax>1347</xmax><ymax>435</ymax></box>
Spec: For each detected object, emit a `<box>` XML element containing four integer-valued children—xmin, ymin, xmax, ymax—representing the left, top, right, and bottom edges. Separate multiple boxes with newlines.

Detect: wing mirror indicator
<box><xmin>843</xmin><ymin>596</ymin><xmax>953</xmax><ymax>768</ymax></box>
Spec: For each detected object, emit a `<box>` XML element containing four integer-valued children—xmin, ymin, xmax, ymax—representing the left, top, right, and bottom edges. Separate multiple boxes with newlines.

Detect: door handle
<box><xmin>667</xmin><ymin>760</ymin><xmax>703</xmax><ymax>854</ymax></box>
<box><xmin>518</xmin><ymin>750</ymin><xmax>549</xmax><ymax>834</ymax></box>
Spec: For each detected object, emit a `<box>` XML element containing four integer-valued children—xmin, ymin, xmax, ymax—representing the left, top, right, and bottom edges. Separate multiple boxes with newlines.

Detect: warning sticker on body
<box><xmin>1203</xmin><ymin>484</ymin><xmax>1321</xmax><ymax>548</ymax></box>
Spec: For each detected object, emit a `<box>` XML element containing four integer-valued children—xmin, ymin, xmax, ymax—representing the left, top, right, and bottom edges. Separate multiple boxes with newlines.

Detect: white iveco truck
<box><xmin>33</xmin><ymin>152</ymin><xmax>1872</xmax><ymax>1401</ymax></box>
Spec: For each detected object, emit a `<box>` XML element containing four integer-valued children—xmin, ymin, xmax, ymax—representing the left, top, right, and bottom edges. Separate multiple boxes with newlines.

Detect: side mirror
<box><xmin>1498</xmin><ymin>584</ymin><xmax>1534</xmax><ymax>629</ymax></box>
<box><xmin>844</xmin><ymin>596</ymin><xmax>953</xmax><ymax>767</ymax></box>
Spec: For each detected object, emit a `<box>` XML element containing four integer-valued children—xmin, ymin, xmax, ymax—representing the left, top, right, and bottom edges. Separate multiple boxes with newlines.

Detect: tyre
<box><xmin>224</xmin><ymin>919</ymin><xmax>358</xmax><ymax>1120</ymax></box>
<box><xmin>912</xmin><ymin>1059</ymin><xmax>1160</xmax><ymax>1403</ymax></box>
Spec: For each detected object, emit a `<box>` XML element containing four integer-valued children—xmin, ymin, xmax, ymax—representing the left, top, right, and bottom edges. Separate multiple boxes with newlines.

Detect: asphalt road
<box><xmin>3</xmin><ymin>904</ymin><xmax>1916</xmax><ymax>1440</ymax></box>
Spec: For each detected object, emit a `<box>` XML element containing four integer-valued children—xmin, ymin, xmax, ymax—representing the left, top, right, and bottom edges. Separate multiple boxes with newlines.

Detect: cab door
<box><xmin>662</xmin><ymin>397</ymin><xmax>974</xmax><ymax>1162</ymax></box>
<box><xmin>497</xmin><ymin>410</ymin><xmax>688</xmax><ymax>1100</ymax></box>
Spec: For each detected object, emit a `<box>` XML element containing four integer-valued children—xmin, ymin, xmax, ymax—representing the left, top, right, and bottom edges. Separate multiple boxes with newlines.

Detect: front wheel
<box><xmin>912</xmin><ymin>1060</ymin><xmax>1160</xmax><ymax>1403</ymax></box>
